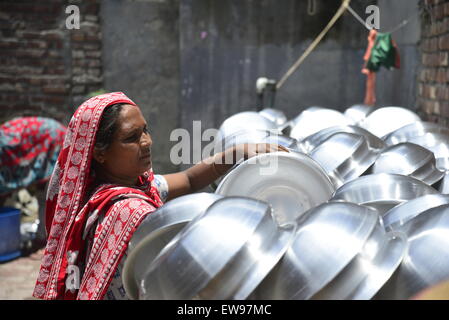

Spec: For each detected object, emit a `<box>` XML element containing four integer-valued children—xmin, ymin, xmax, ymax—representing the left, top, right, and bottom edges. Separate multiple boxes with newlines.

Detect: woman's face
<box><xmin>94</xmin><ymin>104</ymin><xmax>153</xmax><ymax>185</ymax></box>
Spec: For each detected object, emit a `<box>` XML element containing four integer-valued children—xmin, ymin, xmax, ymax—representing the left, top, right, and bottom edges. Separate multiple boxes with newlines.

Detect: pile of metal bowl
<box><xmin>125</xmin><ymin>106</ymin><xmax>449</xmax><ymax>300</ymax></box>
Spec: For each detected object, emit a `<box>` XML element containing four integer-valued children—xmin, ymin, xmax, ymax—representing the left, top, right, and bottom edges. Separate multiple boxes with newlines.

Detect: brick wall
<box><xmin>418</xmin><ymin>0</ymin><xmax>449</xmax><ymax>126</ymax></box>
<box><xmin>0</xmin><ymin>0</ymin><xmax>102</xmax><ymax>124</ymax></box>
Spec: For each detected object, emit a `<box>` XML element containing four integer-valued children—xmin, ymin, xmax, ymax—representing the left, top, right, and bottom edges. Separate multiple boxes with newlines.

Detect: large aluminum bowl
<box><xmin>215</xmin><ymin>152</ymin><xmax>335</xmax><ymax>226</ymax></box>
<box><xmin>375</xmin><ymin>204</ymin><xmax>449</xmax><ymax>299</ymax></box>
<box><xmin>309</xmin><ymin>132</ymin><xmax>380</xmax><ymax>188</ymax></box>
<box><xmin>123</xmin><ymin>193</ymin><xmax>223</xmax><ymax>299</ymax></box>
<box><xmin>331</xmin><ymin>173</ymin><xmax>439</xmax><ymax>215</ymax></box>
<box><xmin>252</xmin><ymin>202</ymin><xmax>379</xmax><ymax>300</ymax></box>
<box><xmin>216</xmin><ymin>111</ymin><xmax>279</xmax><ymax>143</ymax></box>
<box><xmin>289</xmin><ymin>108</ymin><xmax>351</xmax><ymax>141</ymax></box>
<box><xmin>217</xmin><ymin>129</ymin><xmax>300</xmax><ymax>152</ymax></box>
<box><xmin>406</xmin><ymin>133</ymin><xmax>449</xmax><ymax>171</ymax></box>
<box><xmin>344</xmin><ymin>104</ymin><xmax>376</xmax><ymax>125</ymax></box>
<box><xmin>360</xmin><ymin>107</ymin><xmax>421</xmax><ymax>138</ymax></box>
<box><xmin>440</xmin><ymin>172</ymin><xmax>449</xmax><ymax>194</ymax></box>
<box><xmin>312</xmin><ymin>222</ymin><xmax>407</xmax><ymax>300</ymax></box>
<box><xmin>139</xmin><ymin>197</ymin><xmax>296</xmax><ymax>300</ymax></box>
<box><xmin>371</xmin><ymin>142</ymin><xmax>445</xmax><ymax>187</ymax></box>
<box><xmin>298</xmin><ymin>125</ymin><xmax>385</xmax><ymax>154</ymax></box>
<box><xmin>383</xmin><ymin>121</ymin><xmax>449</xmax><ymax>146</ymax></box>
<box><xmin>383</xmin><ymin>194</ymin><xmax>449</xmax><ymax>231</ymax></box>
<box><xmin>259</xmin><ymin>108</ymin><xmax>288</xmax><ymax>127</ymax></box>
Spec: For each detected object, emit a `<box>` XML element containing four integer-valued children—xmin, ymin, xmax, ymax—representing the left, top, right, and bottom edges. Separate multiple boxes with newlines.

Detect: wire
<box><xmin>276</xmin><ymin>0</ymin><xmax>351</xmax><ymax>90</ymax></box>
<box><xmin>383</xmin><ymin>8</ymin><xmax>424</xmax><ymax>34</ymax></box>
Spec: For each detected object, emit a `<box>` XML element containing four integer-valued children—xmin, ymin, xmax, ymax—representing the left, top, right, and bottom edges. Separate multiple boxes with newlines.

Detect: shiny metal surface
<box><xmin>312</xmin><ymin>221</ymin><xmax>407</xmax><ymax>300</ymax></box>
<box><xmin>344</xmin><ymin>104</ymin><xmax>375</xmax><ymax>125</ymax></box>
<box><xmin>298</xmin><ymin>125</ymin><xmax>385</xmax><ymax>154</ymax></box>
<box><xmin>309</xmin><ymin>132</ymin><xmax>380</xmax><ymax>188</ymax></box>
<box><xmin>331</xmin><ymin>173</ymin><xmax>439</xmax><ymax>215</ymax></box>
<box><xmin>371</xmin><ymin>143</ymin><xmax>445</xmax><ymax>186</ymax></box>
<box><xmin>216</xmin><ymin>111</ymin><xmax>279</xmax><ymax>143</ymax></box>
<box><xmin>360</xmin><ymin>107</ymin><xmax>421</xmax><ymax>138</ymax></box>
<box><xmin>383</xmin><ymin>194</ymin><xmax>449</xmax><ymax>231</ymax></box>
<box><xmin>123</xmin><ymin>193</ymin><xmax>223</xmax><ymax>299</ymax></box>
<box><xmin>289</xmin><ymin>108</ymin><xmax>351</xmax><ymax>141</ymax></box>
<box><xmin>375</xmin><ymin>204</ymin><xmax>449</xmax><ymax>300</ymax></box>
<box><xmin>139</xmin><ymin>197</ymin><xmax>296</xmax><ymax>300</ymax></box>
<box><xmin>440</xmin><ymin>172</ymin><xmax>449</xmax><ymax>194</ymax></box>
<box><xmin>218</xmin><ymin>129</ymin><xmax>300</xmax><ymax>151</ymax></box>
<box><xmin>215</xmin><ymin>152</ymin><xmax>335</xmax><ymax>226</ymax></box>
<box><xmin>253</xmin><ymin>202</ymin><xmax>379</xmax><ymax>300</ymax></box>
<box><xmin>406</xmin><ymin>133</ymin><xmax>449</xmax><ymax>171</ymax></box>
<box><xmin>383</xmin><ymin>121</ymin><xmax>449</xmax><ymax>146</ymax></box>
<box><xmin>259</xmin><ymin>108</ymin><xmax>288</xmax><ymax>127</ymax></box>
<box><xmin>437</xmin><ymin>157</ymin><xmax>449</xmax><ymax>172</ymax></box>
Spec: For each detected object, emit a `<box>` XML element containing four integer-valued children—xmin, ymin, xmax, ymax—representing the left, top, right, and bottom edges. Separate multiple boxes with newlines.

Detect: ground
<box><xmin>0</xmin><ymin>249</ymin><xmax>43</xmax><ymax>300</ymax></box>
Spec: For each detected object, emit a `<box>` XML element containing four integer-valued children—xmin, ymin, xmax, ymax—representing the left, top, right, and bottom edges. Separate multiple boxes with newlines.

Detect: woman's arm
<box><xmin>162</xmin><ymin>143</ymin><xmax>288</xmax><ymax>201</ymax></box>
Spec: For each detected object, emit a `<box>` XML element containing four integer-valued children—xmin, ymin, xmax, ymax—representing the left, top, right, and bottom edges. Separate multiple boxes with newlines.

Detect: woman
<box><xmin>33</xmin><ymin>92</ymin><xmax>285</xmax><ymax>300</ymax></box>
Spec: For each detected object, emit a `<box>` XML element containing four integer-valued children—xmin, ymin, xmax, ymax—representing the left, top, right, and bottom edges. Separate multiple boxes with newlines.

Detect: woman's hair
<box><xmin>94</xmin><ymin>103</ymin><xmax>124</xmax><ymax>151</ymax></box>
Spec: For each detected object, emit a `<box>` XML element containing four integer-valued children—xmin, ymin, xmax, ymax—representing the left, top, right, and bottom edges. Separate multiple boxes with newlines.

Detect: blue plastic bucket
<box><xmin>0</xmin><ymin>207</ymin><xmax>21</xmax><ymax>262</ymax></box>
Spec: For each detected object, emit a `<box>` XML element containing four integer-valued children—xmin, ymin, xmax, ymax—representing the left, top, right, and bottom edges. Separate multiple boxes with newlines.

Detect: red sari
<box><xmin>33</xmin><ymin>92</ymin><xmax>163</xmax><ymax>300</ymax></box>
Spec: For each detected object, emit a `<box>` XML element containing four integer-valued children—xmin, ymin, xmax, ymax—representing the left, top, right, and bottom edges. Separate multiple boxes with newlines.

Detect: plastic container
<box><xmin>0</xmin><ymin>207</ymin><xmax>21</xmax><ymax>262</ymax></box>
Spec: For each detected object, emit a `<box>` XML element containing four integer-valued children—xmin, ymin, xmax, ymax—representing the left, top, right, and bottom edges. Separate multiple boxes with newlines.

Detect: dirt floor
<box><xmin>0</xmin><ymin>249</ymin><xmax>44</xmax><ymax>300</ymax></box>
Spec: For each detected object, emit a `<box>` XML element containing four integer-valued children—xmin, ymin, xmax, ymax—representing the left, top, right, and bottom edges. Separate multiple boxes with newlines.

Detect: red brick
<box><xmin>85</xmin><ymin>33</ymin><xmax>101</xmax><ymax>42</ymax></box>
<box><xmin>441</xmin><ymin>52</ymin><xmax>449</xmax><ymax>66</ymax></box>
<box><xmin>45</xmin><ymin>67</ymin><xmax>65</xmax><ymax>75</ymax></box>
<box><xmin>87</xmin><ymin>59</ymin><xmax>101</xmax><ymax>67</ymax></box>
<box><xmin>445</xmin><ymin>3</ymin><xmax>449</xmax><ymax>17</ymax></box>
<box><xmin>71</xmin><ymin>32</ymin><xmax>85</xmax><ymax>42</ymax></box>
<box><xmin>42</xmin><ymin>85</ymin><xmax>68</xmax><ymax>94</ymax></box>
<box><xmin>435</xmin><ymin>4</ymin><xmax>445</xmax><ymax>20</ymax></box>
<box><xmin>437</xmin><ymin>86</ymin><xmax>449</xmax><ymax>100</ymax></box>
<box><xmin>0</xmin><ymin>39</ymin><xmax>19</xmax><ymax>49</ymax></box>
<box><xmin>21</xmin><ymin>31</ymin><xmax>42</xmax><ymax>39</ymax></box>
<box><xmin>437</xmin><ymin>68</ymin><xmax>447</xmax><ymax>82</ymax></box>
<box><xmin>439</xmin><ymin>34</ymin><xmax>449</xmax><ymax>50</ymax></box>
<box><xmin>440</xmin><ymin>101</ymin><xmax>449</xmax><ymax>117</ymax></box>
<box><xmin>41</xmin><ymin>30</ymin><xmax>63</xmax><ymax>40</ymax></box>
<box><xmin>31</xmin><ymin>96</ymin><xmax>65</xmax><ymax>105</ymax></box>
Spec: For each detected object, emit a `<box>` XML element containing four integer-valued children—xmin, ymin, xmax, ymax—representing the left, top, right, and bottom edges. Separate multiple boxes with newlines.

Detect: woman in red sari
<box><xmin>33</xmin><ymin>92</ymin><xmax>284</xmax><ymax>300</ymax></box>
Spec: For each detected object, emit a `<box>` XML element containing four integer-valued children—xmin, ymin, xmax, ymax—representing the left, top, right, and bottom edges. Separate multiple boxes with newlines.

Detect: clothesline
<box><xmin>276</xmin><ymin>0</ymin><xmax>424</xmax><ymax>90</ymax></box>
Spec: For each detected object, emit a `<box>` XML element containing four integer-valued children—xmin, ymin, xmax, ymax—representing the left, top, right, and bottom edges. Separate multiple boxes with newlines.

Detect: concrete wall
<box><xmin>101</xmin><ymin>0</ymin><xmax>180</xmax><ymax>174</ymax></box>
<box><xmin>376</xmin><ymin>0</ymin><xmax>421</xmax><ymax>110</ymax></box>
<box><xmin>178</xmin><ymin>0</ymin><xmax>421</xmax><ymax>133</ymax></box>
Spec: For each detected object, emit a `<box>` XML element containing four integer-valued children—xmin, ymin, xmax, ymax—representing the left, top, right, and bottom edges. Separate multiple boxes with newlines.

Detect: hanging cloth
<box><xmin>362</xmin><ymin>30</ymin><xmax>401</xmax><ymax>106</ymax></box>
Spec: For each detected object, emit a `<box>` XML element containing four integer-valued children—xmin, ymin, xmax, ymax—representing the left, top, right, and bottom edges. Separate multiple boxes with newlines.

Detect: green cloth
<box><xmin>366</xmin><ymin>32</ymin><xmax>398</xmax><ymax>72</ymax></box>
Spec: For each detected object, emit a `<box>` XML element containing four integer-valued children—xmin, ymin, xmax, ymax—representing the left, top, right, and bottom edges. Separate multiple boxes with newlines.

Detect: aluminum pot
<box><xmin>309</xmin><ymin>132</ymin><xmax>380</xmax><ymax>188</ymax></box>
<box><xmin>312</xmin><ymin>223</ymin><xmax>407</xmax><ymax>300</ymax></box>
<box><xmin>383</xmin><ymin>194</ymin><xmax>449</xmax><ymax>231</ymax></box>
<box><xmin>298</xmin><ymin>125</ymin><xmax>385</xmax><ymax>154</ymax></box>
<box><xmin>289</xmin><ymin>108</ymin><xmax>351</xmax><ymax>141</ymax></box>
<box><xmin>343</xmin><ymin>104</ymin><xmax>376</xmax><ymax>126</ymax></box>
<box><xmin>370</xmin><ymin>142</ymin><xmax>445</xmax><ymax>187</ymax></box>
<box><xmin>331</xmin><ymin>173</ymin><xmax>439</xmax><ymax>215</ymax></box>
<box><xmin>139</xmin><ymin>197</ymin><xmax>296</xmax><ymax>300</ymax></box>
<box><xmin>259</xmin><ymin>108</ymin><xmax>288</xmax><ymax>127</ymax></box>
<box><xmin>252</xmin><ymin>202</ymin><xmax>379</xmax><ymax>300</ymax></box>
<box><xmin>360</xmin><ymin>107</ymin><xmax>421</xmax><ymax>138</ymax></box>
<box><xmin>383</xmin><ymin>121</ymin><xmax>449</xmax><ymax>146</ymax></box>
<box><xmin>215</xmin><ymin>152</ymin><xmax>335</xmax><ymax>226</ymax></box>
<box><xmin>123</xmin><ymin>193</ymin><xmax>223</xmax><ymax>299</ymax></box>
<box><xmin>216</xmin><ymin>111</ymin><xmax>279</xmax><ymax>143</ymax></box>
<box><xmin>375</xmin><ymin>204</ymin><xmax>449</xmax><ymax>300</ymax></box>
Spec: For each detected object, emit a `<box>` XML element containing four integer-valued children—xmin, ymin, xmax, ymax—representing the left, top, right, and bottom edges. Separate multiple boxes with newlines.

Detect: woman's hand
<box><xmin>163</xmin><ymin>143</ymin><xmax>289</xmax><ymax>201</ymax></box>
